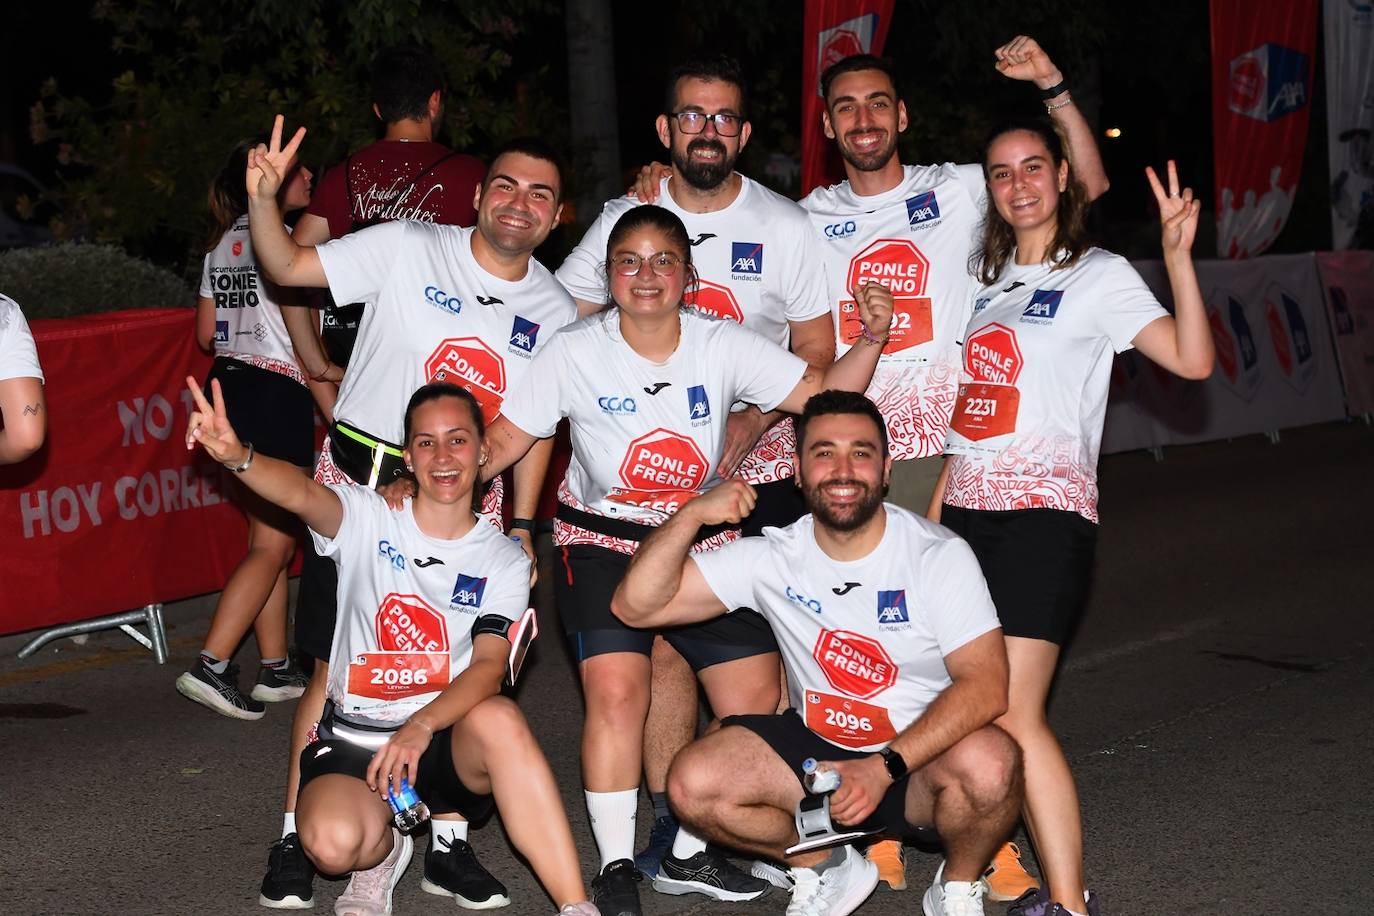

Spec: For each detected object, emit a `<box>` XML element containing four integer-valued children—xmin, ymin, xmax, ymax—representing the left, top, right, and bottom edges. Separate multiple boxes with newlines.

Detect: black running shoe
<box><xmin>259</xmin><ymin>832</ymin><xmax>315</xmax><ymax>909</ymax></box>
<box><xmin>176</xmin><ymin>657</ymin><xmax>266</xmax><ymax>720</ymax></box>
<box><xmin>252</xmin><ymin>660</ymin><xmax>310</xmax><ymax>702</ymax></box>
<box><xmin>420</xmin><ymin>836</ymin><xmax>510</xmax><ymax>909</ymax></box>
<box><xmin>651</xmin><ymin>846</ymin><xmax>771</xmax><ymax>901</ymax></box>
<box><xmin>591</xmin><ymin>859</ymin><xmax>643</xmax><ymax>916</ymax></box>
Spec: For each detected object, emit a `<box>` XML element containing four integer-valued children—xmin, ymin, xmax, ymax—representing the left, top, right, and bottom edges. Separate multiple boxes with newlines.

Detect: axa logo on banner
<box><xmin>817</xmin><ymin>14</ymin><xmax>877</xmax><ymax>76</ymax></box>
<box><xmin>424</xmin><ymin>337</ymin><xmax>507</xmax><ymax>422</ymax></box>
<box><xmin>964</xmin><ymin>324</ymin><xmax>1023</xmax><ymax>384</ymax></box>
<box><xmin>1264</xmin><ymin>284</ymin><xmax>1315</xmax><ymax>391</ymax></box>
<box><xmin>450</xmin><ymin>574</ymin><xmax>487</xmax><ymax>611</ymax></box>
<box><xmin>1228</xmin><ymin>44</ymin><xmax>1310</xmax><ymax>123</ymax></box>
<box><xmin>619</xmin><ymin>428</ymin><xmax>709</xmax><ymax>492</ymax></box>
<box><xmin>376</xmin><ymin>593</ymin><xmax>448</xmax><ymax>653</ymax></box>
<box><xmin>1207</xmin><ymin>290</ymin><xmax>1263</xmax><ymax>401</ymax></box>
<box><xmin>812</xmin><ymin>628</ymin><xmax>896</xmax><ymax>700</ymax></box>
<box><xmin>685</xmin><ymin>279</ymin><xmax>744</xmax><ymax>323</ymax></box>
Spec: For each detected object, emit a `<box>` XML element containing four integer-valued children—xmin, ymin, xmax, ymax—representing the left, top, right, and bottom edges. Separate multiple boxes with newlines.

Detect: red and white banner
<box><xmin>800</xmin><ymin>0</ymin><xmax>894</xmax><ymax>197</ymax></box>
<box><xmin>0</xmin><ymin>309</ymin><xmax>250</xmax><ymax>636</ymax></box>
<box><xmin>1210</xmin><ymin>0</ymin><xmax>1318</xmax><ymax>259</ymax></box>
<box><xmin>1323</xmin><ymin>0</ymin><xmax>1374</xmax><ymax>250</ymax></box>
<box><xmin>1316</xmin><ymin>250</ymin><xmax>1374</xmax><ymax>416</ymax></box>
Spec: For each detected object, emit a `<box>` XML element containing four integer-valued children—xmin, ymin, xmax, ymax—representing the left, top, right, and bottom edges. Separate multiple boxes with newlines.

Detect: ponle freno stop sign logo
<box><xmin>963</xmin><ymin>323</ymin><xmax>1022</xmax><ymax>385</ymax></box>
<box><xmin>685</xmin><ymin>279</ymin><xmax>744</xmax><ymax>323</ymax></box>
<box><xmin>376</xmin><ymin>593</ymin><xmax>448</xmax><ymax>653</ymax></box>
<box><xmin>619</xmin><ymin>428</ymin><xmax>709</xmax><ymax>492</ymax></box>
<box><xmin>425</xmin><ymin>336</ymin><xmax>507</xmax><ymax>422</ymax></box>
<box><xmin>812</xmin><ymin>628</ymin><xmax>896</xmax><ymax>700</ymax></box>
<box><xmin>841</xmin><ymin>239</ymin><xmax>933</xmax><ymax>352</ymax></box>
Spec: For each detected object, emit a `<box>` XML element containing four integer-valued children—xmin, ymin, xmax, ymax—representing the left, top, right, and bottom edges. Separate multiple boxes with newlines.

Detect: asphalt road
<box><xmin>2</xmin><ymin>421</ymin><xmax>1371</xmax><ymax>916</ymax></box>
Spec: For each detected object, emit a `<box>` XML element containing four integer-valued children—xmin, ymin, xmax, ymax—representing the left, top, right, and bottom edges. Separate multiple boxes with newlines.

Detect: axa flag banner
<box><xmin>1210</xmin><ymin>0</ymin><xmax>1319</xmax><ymax>258</ymax></box>
<box><xmin>801</xmin><ymin>0</ymin><xmax>894</xmax><ymax>196</ymax></box>
<box><xmin>0</xmin><ymin>309</ymin><xmax>250</xmax><ymax>635</ymax></box>
<box><xmin>1324</xmin><ymin>0</ymin><xmax>1374</xmax><ymax>250</ymax></box>
<box><xmin>1316</xmin><ymin>250</ymin><xmax>1374</xmax><ymax>415</ymax></box>
<box><xmin>1101</xmin><ymin>255</ymin><xmax>1347</xmax><ymax>454</ymax></box>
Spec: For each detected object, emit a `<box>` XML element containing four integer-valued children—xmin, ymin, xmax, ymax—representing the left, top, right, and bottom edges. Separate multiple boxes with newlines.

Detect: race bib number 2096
<box><xmin>804</xmin><ymin>690</ymin><xmax>897</xmax><ymax>749</ymax></box>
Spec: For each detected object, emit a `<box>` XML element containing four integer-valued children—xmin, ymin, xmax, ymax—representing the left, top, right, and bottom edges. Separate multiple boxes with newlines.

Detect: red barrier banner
<box><xmin>800</xmin><ymin>0</ymin><xmax>895</xmax><ymax>197</ymax></box>
<box><xmin>1316</xmin><ymin>250</ymin><xmax>1374</xmax><ymax>415</ymax></box>
<box><xmin>1211</xmin><ymin>0</ymin><xmax>1318</xmax><ymax>259</ymax></box>
<box><xmin>0</xmin><ymin>309</ymin><xmax>248</xmax><ymax>636</ymax></box>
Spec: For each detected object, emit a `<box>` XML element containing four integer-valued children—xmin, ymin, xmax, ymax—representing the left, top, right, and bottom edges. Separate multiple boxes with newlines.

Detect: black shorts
<box><xmin>206</xmin><ymin>357</ymin><xmax>314</xmax><ymax>467</ymax></box>
<box><xmin>939</xmin><ymin>505</ymin><xmax>1097</xmax><ymax>645</ymax></box>
<box><xmin>299</xmin><ymin>703</ymin><xmax>494</xmax><ymax>822</ymax></box>
<box><xmin>294</xmin><ymin>544</ymin><xmax>338</xmax><ymax>663</ymax></box>
<box><xmin>554</xmin><ymin>543</ymin><xmax>779</xmax><ymax>667</ymax></box>
<box><xmin>740</xmin><ymin>478</ymin><xmax>808</xmax><ymax>538</ymax></box>
<box><xmin>722</xmin><ymin>710</ymin><xmax>936</xmax><ymax>840</ymax></box>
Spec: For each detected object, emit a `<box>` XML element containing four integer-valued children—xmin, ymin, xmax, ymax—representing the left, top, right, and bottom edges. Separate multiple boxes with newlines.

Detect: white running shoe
<box><xmin>922</xmin><ymin>860</ymin><xmax>987</xmax><ymax>916</ymax></box>
<box><xmin>556</xmin><ymin>903</ymin><xmax>600</xmax><ymax>915</ymax></box>
<box><xmin>750</xmin><ymin>859</ymin><xmax>794</xmax><ymax>890</ymax></box>
<box><xmin>785</xmin><ymin>845</ymin><xmax>879</xmax><ymax>916</ymax></box>
<box><xmin>334</xmin><ymin>829</ymin><xmax>413</xmax><ymax>916</ymax></box>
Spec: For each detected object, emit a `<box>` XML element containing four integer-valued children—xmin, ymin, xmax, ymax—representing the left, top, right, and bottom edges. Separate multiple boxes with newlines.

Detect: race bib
<box><xmin>949</xmin><ymin>382</ymin><xmax>1019</xmax><ymax>441</ymax></box>
<box><xmin>605</xmin><ymin>487</ymin><xmax>699</xmax><ymax>515</ymax></box>
<box><xmin>346</xmin><ymin>652</ymin><xmax>449</xmax><ymax>704</ymax></box>
<box><xmin>840</xmin><ymin>297</ymin><xmax>934</xmax><ymax>355</ymax></box>
<box><xmin>804</xmin><ymin>690</ymin><xmax>897</xmax><ymax>749</ymax></box>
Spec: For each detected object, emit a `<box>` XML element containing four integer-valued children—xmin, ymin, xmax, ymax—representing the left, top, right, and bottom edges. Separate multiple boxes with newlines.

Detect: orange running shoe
<box><xmin>865</xmin><ymin>838</ymin><xmax>906</xmax><ymax>891</ymax></box>
<box><xmin>983</xmin><ymin>842</ymin><xmax>1039</xmax><ymax>902</ymax></box>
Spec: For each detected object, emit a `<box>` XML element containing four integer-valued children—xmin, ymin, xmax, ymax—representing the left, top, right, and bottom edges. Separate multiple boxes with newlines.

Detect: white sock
<box><xmin>585</xmin><ymin>789</ymin><xmax>638</xmax><ymax>871</ymax></box>
<box><xmin>670</xmin><ymin>825</ymin><xmax>708</xmax><ymax>859</ymax></box>
<box><xmin>432</xmin><ymin>816</ymin><xmax>469</xmax><ymax>846</ymax></box>
<box><xmin>282</xmin><ymin>812</ymin><xmax>296</xmax><ymax>838</ymax></box>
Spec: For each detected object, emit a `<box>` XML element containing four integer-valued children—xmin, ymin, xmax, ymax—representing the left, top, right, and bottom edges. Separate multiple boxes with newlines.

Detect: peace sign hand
<box><xmin>1146</xmin><ymin>161</ymin><xmax>1200</xmax><ymax>256</ymax></box>
<box><xmin>246</xmin><ymin>114</ymin><xmax>307</xmax><ymax>203</ymax></box>
<box><xmin>185</xmin><ymin>376</ymin><xmax>248</xmax><ymax>468</ymax></box>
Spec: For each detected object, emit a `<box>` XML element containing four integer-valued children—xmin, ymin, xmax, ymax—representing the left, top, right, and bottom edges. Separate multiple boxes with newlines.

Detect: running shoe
<box><xmin>632</xmin><ymin>813</ymin><xmax>676</xmax><ymax>878</ymax></box>
<box><xmin>922</xmin><ymin>860</ymin><xmax>987</xmax><ymax>916</ymax></box>
<box><xmin>983</xmin><ymin>841</ymin><xmax>1038</xmax><ymax>901</ymax></box>
<box><xmin>865</xmin><ymin>838</ymin><xmax>907</xmax><ymax>890</ymax></box>
<box><xmin>556</xmin><ymin>904</ymin><xmax>600</xmax><ymax>916</ymax></box>
<box><xmin>749</xmin><ymin>859</ymin><xmax>794</xmax><ymax>890</ymax></box>
<box><xmin>590</xmin><ymin>859</ymin><xmax>642</xmax><ymax>916</ymax></box>
<box><xmin>651</xmin><ymin>846</ymin><xmax>770</xmax><ymax>901</ymax></box>
<box><xmin>252</xmin><ymin>660</ymin><xmax>310</xmax><ymax>702</ymax></box>
<box><xmin>334</xmin><ymin>829</ymin><xmax>412</xmax><ymax>916</ymax></box>
<box><xmin>786</xmin><ymin>845</ymin><xmax>878</xmax><ymax>916</ymax></box>
<box><xmin>1007</xmin><ymin>888</ymin><xmax>1100</xmax><ymax>916</ymax></box>
<box><xmin>420</xmin><ymin>836</ymin><xmax>510</xmax><ymax>909</ymax></box>
<box><xmin>259</xmin><ymin>832</ymin><xmax>315</xmax><ymax>909</ymax></box>
<box><xmin>176</xmin><ymin>657</ymin><xmax>266</xmax><ymax>720</ymax></box>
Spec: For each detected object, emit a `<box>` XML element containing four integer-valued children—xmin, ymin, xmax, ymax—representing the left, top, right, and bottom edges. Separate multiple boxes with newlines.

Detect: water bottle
<box><xmin>802</xmin><ymin>757</ymin><xmax>841</xmax><ymax>794</ymax></box>
<box><xmin>386</xmin><ymin>777</ymin><xmax>431</xmax><ymax>831</ymax></box>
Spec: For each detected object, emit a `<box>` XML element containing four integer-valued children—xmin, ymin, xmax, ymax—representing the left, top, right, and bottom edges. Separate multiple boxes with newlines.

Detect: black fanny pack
<box><xmin>317</xmin><ymin>699</ymin><xmax>401</xmax><ymax>749</ymax></box>
<box><xmin>555</xmin><ymin>501</ymin><xmax>737</xmax><ymax>545</ymax></box>
<box><xmin>328</xmin><ymin>420</ymin><xmax>406</xmax><ymax>489</ymax></box>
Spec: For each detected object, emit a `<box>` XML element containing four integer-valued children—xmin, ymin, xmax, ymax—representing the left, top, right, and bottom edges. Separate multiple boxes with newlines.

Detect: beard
<box><xmin>673</xmin><ymin>138</ymin><xmax>736</xmax><ymax>190</ymax></box>
<box><xmin>838</xmin><ymin>129</ymin><xmax>897</xmax><ymax>173</ymax></box>
<box><xmin>802</xmin><ymin>476</ymin><xmax>885</xmax><ymax>532</ymax></box>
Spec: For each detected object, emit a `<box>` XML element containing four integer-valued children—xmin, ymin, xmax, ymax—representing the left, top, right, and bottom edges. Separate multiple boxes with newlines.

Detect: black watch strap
<box><xmin>509</xmin><ymin>518</ymin><xmax>536</xmax><ymax>533</ymax></box>
<box><xmin>880</xmin><ymin>747</ymin><xmax>907</xmax><ymax>781</ymax></box>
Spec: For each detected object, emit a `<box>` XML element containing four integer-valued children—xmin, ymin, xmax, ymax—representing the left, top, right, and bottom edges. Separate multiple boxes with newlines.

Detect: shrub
<box><xmin>0</xmin><ymin>243</ymin><xmax>192</xmax><ymax>319</ymax></box>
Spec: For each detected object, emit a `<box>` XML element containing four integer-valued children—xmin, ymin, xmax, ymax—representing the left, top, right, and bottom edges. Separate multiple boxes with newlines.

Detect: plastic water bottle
<box><xmin>802</xmin><ymin>757</ymin><xmax>841</xmax><ymax>794</ymax></box>
<box><xmin>386</xmin><ymin>778</ymin><xmax>431</xmax><ymax>831</ymax></box>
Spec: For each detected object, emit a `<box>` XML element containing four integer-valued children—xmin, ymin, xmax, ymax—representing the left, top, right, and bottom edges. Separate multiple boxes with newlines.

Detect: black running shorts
<box><xmin>939</xmin><ymin>505</ymin><xmax>1098</xmax><ymax>645</ymax></box>
<box><xmin>294</xmin><ymin>544</ymin><xmax>338</xmax><ymax>663</ymax></box>
<box><xmin>205</xmin><ymin>357</ymin><xmax>315</xmax><ymax>468</ymax></box>
<box><xmin>554</xmin><ymin>543</ymin><xmax>779</xmax><ymax>667</ymax></box>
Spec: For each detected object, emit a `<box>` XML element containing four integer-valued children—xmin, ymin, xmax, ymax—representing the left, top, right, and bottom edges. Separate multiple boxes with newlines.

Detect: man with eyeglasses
<box><xmin>556</xmin><ymin>53</ymin><xmax>835</xmax><ymax>907</ymax></box>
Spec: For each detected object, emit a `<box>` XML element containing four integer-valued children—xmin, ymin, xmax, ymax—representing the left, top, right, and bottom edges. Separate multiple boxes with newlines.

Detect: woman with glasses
<box><xmin>477</xmin><ymin>205</ymin><xmax>890</xmax><ymax>916</ymax></box>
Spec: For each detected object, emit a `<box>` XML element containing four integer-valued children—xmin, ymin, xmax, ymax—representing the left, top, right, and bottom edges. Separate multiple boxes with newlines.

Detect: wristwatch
<box><xmin>879</xmin><ymin>747</ymin><xmax>907</xmax><ymax>782</ymax></box>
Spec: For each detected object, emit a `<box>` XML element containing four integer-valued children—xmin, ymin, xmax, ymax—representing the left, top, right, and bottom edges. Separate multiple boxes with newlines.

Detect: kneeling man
<box><xmin>611</xmin><ymin>390</ymin><xmax>1021</xmax><ymax>916</ymax></box>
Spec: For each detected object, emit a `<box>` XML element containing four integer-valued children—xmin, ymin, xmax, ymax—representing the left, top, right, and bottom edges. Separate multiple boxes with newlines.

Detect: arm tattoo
<box><xmin>22</xmin><ymin>403</ymin><xmax>41</xmax><ymax>416</ymax></box>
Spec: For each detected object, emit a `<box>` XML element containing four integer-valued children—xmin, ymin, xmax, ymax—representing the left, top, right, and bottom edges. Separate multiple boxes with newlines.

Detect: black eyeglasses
<box><xmin>669</xmin><ymin>111</ymin><xmax>743</xmax><ymax>137</ymax></box>
<box><xmin>611</xmin><ymin>251</ymin><xmax>684</xmax><ymax>277</ymax></box>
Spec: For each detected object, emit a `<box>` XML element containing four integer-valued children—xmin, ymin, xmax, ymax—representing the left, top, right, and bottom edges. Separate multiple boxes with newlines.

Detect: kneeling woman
<box><xmin>186</xmin><ymin>379</ymin><xmax>597</xmax><ymax>916</ymax></box>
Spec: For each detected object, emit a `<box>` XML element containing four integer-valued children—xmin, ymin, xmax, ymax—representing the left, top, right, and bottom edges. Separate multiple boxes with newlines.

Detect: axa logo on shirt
<box><xmin>509</xmin><ymin>316</ymin><xmax>540</xmax><ymax>354</ymax></box>
<box><xmin>598</xmin><ymin>396</ymin><xmax>637</xmax><ymax>414</ymax></box>
<box><xmin>877</xmin><ymin>589</ymin><xmax>909</xmax><ymax>626</ymax></box>
<box><xmin>425</xmin><ymin>285</ymin><xmax>462</xmax><ymax>315</ymax></box>
<box><xmin>1021</xmin><ymin>289</ymin><xmax>1064</xmax><ymax>323</ymax></box>
<box><xmin>687</xmin><ymin>385</ymin><xmax>711</xmax><ymax>424</ymax></box>
<box><xmin>731</xmin><ymin>241</ymin><xmax>763</xmax><ymax>276</ymax></box>
<box><xmin>450</xmin><ymin>574</ymin><xmax>487</xmax><ymax>610</ymax></box>
<box><xmin>377</xmin><ymin>540</ymin><xmax>406</xmax><ymax>571</ymax></box>
<box><xmin>824</xmin><ymin>220</ymin><xmax>858</xmax><ymax>239</ymax></box>
<box><xmin>214</xmin><ymin>321</ymin><xmax>229</xmax><ymax>344</ymax></box>
<box><xmin>786</xmin><ymin>586</ymin><xmax>823</xmax><ymax>615</ymax></box>
<box><xmin>905</xmin><ymin>191</ymin><xmax>941</xmax><ymax>229</ymax></box>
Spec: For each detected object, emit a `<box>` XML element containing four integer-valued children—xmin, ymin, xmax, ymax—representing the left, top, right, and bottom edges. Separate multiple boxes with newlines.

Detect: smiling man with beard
<box><xmin>611</xmin><ymin>390</ymin><xmax>1020</xmax><ymax>916</ymax></box>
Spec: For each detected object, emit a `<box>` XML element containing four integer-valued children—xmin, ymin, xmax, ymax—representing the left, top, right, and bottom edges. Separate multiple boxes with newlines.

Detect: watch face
<box><xmin>883</xmin><ymin>749</ymin><xmax>905</xmax><ymax>780</ymax></box>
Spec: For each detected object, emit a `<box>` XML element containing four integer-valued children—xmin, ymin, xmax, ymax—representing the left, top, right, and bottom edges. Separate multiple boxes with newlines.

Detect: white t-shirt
<box><xmin>312</xmin><ymin>485</ymin><xmax>531</xmax><ymax>724</ymax></box>
<box><xmin>499</xmin><ymin>308</ymin><xmax>806</xmax><ymax>553</ymax></box>
<box><xmin>199</xmin><ymin>218</ymin><xmax>304</xmax><ymax>384</ymax></box>
<box><xmin>943</xmin><ymin>248</ymin><xmax>1167</xmax><ymax>523</ymax></box>
<box><xmin>556</xmin><ymin>175</ymin><xmax>831</xmax><ymax>484</ymax></box>
<box><xmin>0</xmin><ymin>294</ymin><xmax>43</xmax><ymax>382</ymax></box>
<box><xmin>801</xmin><ymin>163</ymin><xmax>987</xmax><ymax>461</ymax></box>
<box><xmin>694</xmin><ymin>506</ymin><xmax>1000</xmax><ymax>752</ymax></box>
